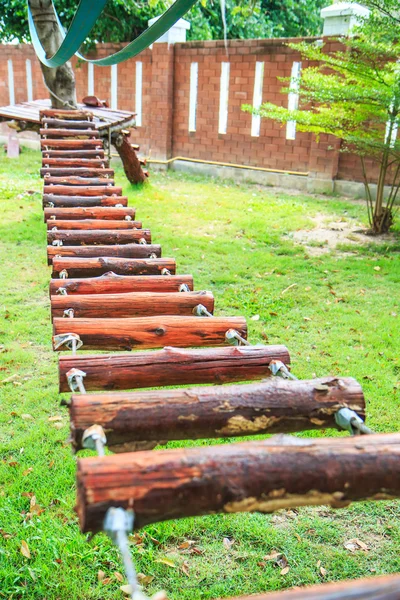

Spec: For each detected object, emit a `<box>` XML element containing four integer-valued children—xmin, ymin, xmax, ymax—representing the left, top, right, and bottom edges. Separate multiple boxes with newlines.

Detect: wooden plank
<box><xmin>53</xmin><ymin>315</ymin><xmax>247</xmax><ymax>351</ymax></box>
<box><xmin>70</xmin><ymin>377</ymin><xmax>364</xmax><ymax>451</ymax></box>
<box><xmin>41</xmin><ymin>139</ymin><xmax>102</xmax><ymax>149</ymax></box>
<box><xmin>44</xmin><ymin>177</ymin><xmax>115</xmax><ymax>186</ymax></box>
<box><xmin>43</xmin><ymin>185</ymin><xmax>122</xmax><ymax>197</ymax></box>
<box><xmin>40</xmin><ymin>128</ymin><xmax>99</xmax><ymax>138</ymax></box>
<box><xmin>51</xmin><ymin>257</ymin><xmax>174</xmax><ymax>279</ymax></box>
<box><xmin>43</xmin><ymin>150</ymin><xmax>105</xmax><ymax>159</ymax></box>
<box><xmin>41</xmin><ymin>118</ymin><xmax>97</xmax><ymax>129</ymax></box>
<box><xmin>43</xmin><ymin>195</ymin><xmax>127</xmax><ymax>208</ymax></box>
<box><xmin>50</xmin><ymin>273</ymin><xmax>193</xmax><ymax>296</ymax></box>
<box><xmin>58</xmin><ymin>344</ymin><xmax>290</xmax><ymax>392</ymax></box>
<box><xmin>47</xmin><ymin>219</ymin><xmax>142</xmax><ymax>230</ymax></box>
<box><xmin>42</xmin><ymin>158</ymin><xmax>107</xmax><ymax>168</ymax></box>
<box><xmin>48</xmin><ymin>244</ymin><xmax>161</xmax><ymax>266</ymax></box>
<box><xmin>76</xmin><ymin>433</ymin><xmax>400</xmax><ymax>532</ymax></box>
<box><xmin>44</xmin><ymin>207</ymin><xmax>135</xmax><ymax>221</ymax></box>
<box><xmin>47</xmin><ymin>229</ymin><xmax>151</xmax><ymax>246</ymax></box>
<box><xmin>40</xmin><ymin>168</ymin><xmax>114</xmax><ymax>178</ymax></box>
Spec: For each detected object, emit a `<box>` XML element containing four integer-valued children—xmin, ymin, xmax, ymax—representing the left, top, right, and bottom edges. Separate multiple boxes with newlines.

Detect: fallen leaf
<box><xmin>114</xmin><ymin>571</ymin><xmax>124</xmax><ymax>582</ymax></box>
<box><xmin>223</xmin><ymin>537</ymin><xmax>235</xmax><ymax>550</ymax></box>
<box><xmin>102</xmin><ymin>577</ymin><xmax>111</xmax><ymax>585</ymax></box>
<box><xmin>181</xmin><ymin>561</ymin><xmax>190</xmax><ymax>577</ymax></box>
<box><xmin>22</xmin><ymin>468</ymin><xmax>33</xmax><ymax>476</ymax></box>
<box><xmin>294</xmin><ymin>533</ymin><xmax>301</xmax><ymax>542</ymax></box>
<box><xmin>344</xmin><ymin>538</ymin><xmax>369</xmax><ymax>552</ymax></box>
<box><xmin>20</xmin><ymin>540</ymin><xmax>31</xmax><ymax>559</ymax></box>
<box><xmin>137</xmin><ymin>573</ymin><xmax>154</xmax><ymax>585</ymax></box>
<box><xmin>155</xmin><ymin>558</ymin><xmax>177</xmax><ymax>568</ymax></box>
<box><xmin>21</xmin><ymin>414</ymin><xmax>33</xmax><ymax>420</ymax></box>
<box><xmin>277</xmin><ymin>555</ymin><xmax>288</xmax><ymax>569</ymax></box>
<box><xmin>53</xmin><ymin>422</ymin><xmax>64</xmax><ymax>430</ymax></box>
<box><xmin>316</xmin><ymin>560</ymin><xmax>321</xmax><ymax>568</ymax></box>
<box><xmin>280</xmin><ymin>566</ymin><xmax>290</xmax><ymax>575</ymax></box>
<box><xmin>120</xmin><ymin>585</ymin><xmax>133</xmax><ymax>595</ymax></box>
<box><xmin>251</xmin><ymin>315</ymin><xmax>260</xmax><ymax>321</ymax></box>
<box><xmin>48</xmin><ymin>415</ymin><xmax>63</xmax><ymax>422</ymax></box>
<box><xmin>303</xmin><ymin>317</ymin><xmax>311</xmax><ymax>322</ymax></box>
<box><xmin>263</xmin><ymin>551</ymin><xmax>282</xmax><ymax>561</ymax></box>
<box><xmin>97</xmin><ymin>570</ymin><xmax>105</xmax><ymax>582</ymax></box>
<box><xmin>374</xmin><ymin>266</ymin><xmax>381</xmax><ymax>271</ymax></box>
<box><xmin>320</xmin><ymin>567</ymin><xmax>327</xmax><ymax>576</ymax></box>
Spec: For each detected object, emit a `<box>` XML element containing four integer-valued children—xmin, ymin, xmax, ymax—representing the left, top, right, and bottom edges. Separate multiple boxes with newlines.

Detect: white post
<box><xmin>111</xmin><ymin>64</ymin><xmax>118</xmax><ymax>110</ymax></box>
<box><xmin>8</xmin><ymin>60</ymin><xmax>15</xmax><ymax>105</ymax></box>
<box><xmin>188</xmin><ymin>62</ymin><xmax>198</xmax><ymax>132</ymax></box>
<box><xmin>218</xmin><ymin>62</ymin><xmax>230</xmax><ymax>135</ymax></box>
<box><xmin>88</xmin><ymin>62</ymin><xmax>94</xmax><ymax>96</ymax></box>
<box><xmin>286</xmin><ymin>61</ymin><xmax>302</xmax><ymax>141</ymax></box>
<box><xmin>26</xmin><ymin>59</ymin><xmax>33</xmax><ymax>102</ymax></box>
<box><xmin>135</xmin><ymin>62</ymin><xmax>142</xmax><ymax>127</ymax></box>
<box><xmin>251</xmin><ymin>61</ymin><xmax>264</xmax><ymax>137</ymax></box>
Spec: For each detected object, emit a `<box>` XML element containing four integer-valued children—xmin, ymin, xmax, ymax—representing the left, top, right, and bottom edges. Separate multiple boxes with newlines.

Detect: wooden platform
<box><xmin>0</xmin><ymin>99</ymin><xmax>136</xmax><ymax>132</ymax></box>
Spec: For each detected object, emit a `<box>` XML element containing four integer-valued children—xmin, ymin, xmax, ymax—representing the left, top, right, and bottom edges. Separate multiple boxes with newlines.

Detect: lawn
<box><xmin>0</xmin><ymin>148</ymin><xmax>399</xmax><ymax>600</ymax></box>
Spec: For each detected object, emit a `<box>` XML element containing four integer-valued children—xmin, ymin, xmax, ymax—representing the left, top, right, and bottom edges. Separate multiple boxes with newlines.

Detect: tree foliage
<box><xmin>0</xmin><ymin>0</ymin><xmax>328</xmax><ymax>44</ymax></box>
<box><xmin>244</xmin><ymin>7</ymin><xmax>400</xmax><ymax>234</ymax></box>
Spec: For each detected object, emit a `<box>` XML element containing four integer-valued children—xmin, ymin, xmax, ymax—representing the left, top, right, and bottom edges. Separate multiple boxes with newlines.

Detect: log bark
<box><xmin>47</xmin><ymin>229</ymin><xmax>151</xmax><ymax>246</ymax></box>
<box><xmin>42</xmin><ymin>158</ymin><xmax>108</xmax><ymax>168</ymax></box>
<box><xmin>229</xmin><ymin>574</ymin><xmax>400</xmax><ymax>600</ymax></box>
<box><xmin>41</xmin><ymin>118</ymin><xmax>96</xmax><ymax>129</ymax></box>
<box><xmin>47</xmin><ymin>219</ymin><xmax>142</xmax><ymax>230</ymax></box>
<box><xmin>50</xmin><ymin>273</ymin><xmax>193</xmax><ymax>295</ymax></box>
<box><xmin>76</xmin><ymin>432</ymin><xmax>400</xmax><ymax>532</ymax></box>
<box><xmin>47</xmin><ymin>244</ymin><xmax>161</xmax><ymax>266</ymax></box>
<box><xmin>40</xmin><ymin>109</ymin><xmax>92</xmax><ymax>120</ymax></box>
<box><xmin>43</xmin><ymin>195</ymin><xmax>128</xmax><ymax>208</ymax></box>
<box><xmin>31</xmin><ymin>3</ymin><xmax>77</xmax><ymax>109</ymax></box>
<box><xmin>41</xmin><ymin>139</ymin><xmax>102</xmax><ymax>149</ymax></box>
<box><xmin>53</xmin><ymin>315</ymin><xmax>247</xmax><ymax>351</ymax></box>
<box><xmin>70</xmin><ymin>377</ymin><xmax>365</xmax><ymax>452</ymax></box>
<box><xmin>40</xmin><ymin>128</ymin><xmax>99</xmax><ymax>138</ymax></box>
<box><xmin>43</xmin><ymin>185</ymin><xmax>122</xmax><ymax>197</ymax></box>
<box><xmin>51</xmin><ymin>290</ymin><xmax>214</xmax><ymax>319</ymax></box>
<box><xmin>51</xmin><ymin>257</ymin><xmax>174</xmax><ymax>279</ymax></box>
<box><xmin>44</xmin><ymin>207</ymin><xmax>135</xmax><ymax>221</ymax></box>
<box><xmin>41</xmin><ymin>168</ymin><xmax>114</xmax><ymax>178</ymax></box>
<box><xmin>45</xmin><ymin>176</ymin><xmax>115</xmax><ymax>186</ymax></box>
<box><xmin>113</xmin><ymin>133</ymin><xmax>147</xmax><ymax>184</ymax></box>
<box><xmin>43</xmin><ymin>150</ymin><xmax>105</xmax><ymax>159</ymax></box>
<box><xmin>58</xmin><ymin>344</ymin><xmax>290</xmax><ymax>392</ymax></box>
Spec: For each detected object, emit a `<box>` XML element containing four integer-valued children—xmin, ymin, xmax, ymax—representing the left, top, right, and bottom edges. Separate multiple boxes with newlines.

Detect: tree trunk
<box><xmin>76</xmin><ymin>433</ymin><xmax>400</xmax><ymax>532</ymax></box>
<box><xmin>113</xmin><ymin>133</ymin><xmax>148</xmax><ymax>184</ymax></box>
<box><xmin>30</xmin><ymin>0</ymin><xmax>77</xmax><ymax>109</ymax></box>
<box><xmin>69</xmin><ymin>377</ymin><xmax>365</xmax><ymax>452</ymax></box>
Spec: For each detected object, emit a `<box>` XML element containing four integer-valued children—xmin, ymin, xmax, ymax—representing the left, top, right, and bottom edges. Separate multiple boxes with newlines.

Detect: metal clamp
<box><xmin>193</xmin><ymin>304</ymin><xmax>213</xmax><ymax>317</ymax></box>
<box><xmin>139</xmin><ymin>238</ymin><xmax>147</xmax><ymax>245</ymax></box>
<box><xmin>53</xmin><ymin>333</ymin><xmax>83</xmax><ymax>353</ymax></box>
<box><xmin>63</xmin><ymin>308</ymin><xmax>75</xmax><ymax>318</ymax></box>
<box><xmin>46</xmin><ymin>202</ymin><xmax>55</xmax><ymax>208</ymax></box>
<box><xmin>179</xmin><ymin>284</ymin><xmax>190</xmax><ymax>292</ymax></box>
<box><xmin>161</xmin><ymin>268</ymin><xmax>171</xmax><ymax>276</ymax></box>
<box><xmin>56</xmin><ymin>287</ymin><xmax>68</xmax><ymax>295</ymax></box>
<box><xmin>51</xmin><ymin>226</ymin><xmax>58</xmax><ymax>231</ymax></box>
<box><xmin>82</xmin><ymin>424</ymin><xmax>107</xmax><ymax>455</ymax></box>
<box><xmin>59</xmin><ymin>269</ymin><xmax>68</xmax><ymax>279</ymax></box>
<box><xmin>125</xmin><ymin>215</ymin><xmax>132</xmax><ymax>221</ymax></box>
<box><xmin>335</xmin><ymin>407</ymin><xmax>373</xmax><ymax>436</ymax></box>
<box><xmin>225</xmin><ymin>329</ymin><xmax>250</xmax><ymax>346</ymax></box>
<box><xmin>52</xmin><ymin>239</ymin><xmax>63</xmax><ymax>247</ymax></box>
<box><xmin>269</xmin><ymin>360</ymin><xmax>298</xmax><ymax>380</ymax></box>
<box><xmin>66</xmin><ymin>368</ymin><xmax>86</xmax><ymax>393</ymax></box>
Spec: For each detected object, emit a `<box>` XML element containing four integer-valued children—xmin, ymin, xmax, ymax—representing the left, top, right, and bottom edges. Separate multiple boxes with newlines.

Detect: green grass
<box><xmin>0</xmin><ymin>148</ymin><xmax>399</xmax><ymax>599</ymax></box>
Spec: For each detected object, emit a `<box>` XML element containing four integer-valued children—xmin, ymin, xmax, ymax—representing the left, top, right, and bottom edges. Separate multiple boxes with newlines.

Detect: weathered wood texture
<box><xmin>44</xmin><ymin>185</ymin><xmax>122</xmax><ymax>197</ymax></box>
<box><xmin>45</xmin><ymin>176</ymin><xmax>115</xmax><ymax>187</ymax></box>
<box><xmin>47</xmin><ymin>229</ymin><xmax>151</xmax><ymax>246</ymax></box>
<box><xmin>53</xmin><ymin>315</ymin><xmax>247</xmax><ymax>351</ymax></box>
<box><xmin>47</xmin><ymin>244</ymin><xmax>161</xmax><ymax>266</ymax></box>
<box><xmin>40</xmin><ymin>109</ymin><xmax>93</xmax><ymax>120</ymax></box>
<box><xmin>51</xmin><ymin>290</ymin><xmax>214</xmax><ymax>319</ymax></box>
<box><xmin>43</xmin><ymin>150</ymin><xmax>105</xmax><ymax>159</ymax></box>
<box><xmin>77</xmin><ymin>433</ymin><xmax>400</xmax><ymax>532</ymax></box>
<box><xmin>42</xmin><ymin>158</ymin><xmax>107</xmax><ymax>168</ymax></box>
<box><xmin>41</xmin><ymin>139</ymin><xmax>102</xmax><ymax>149</ymax></box>
<box><xmin>50</xmin><ymin>273</ymin><xmax>193</xmax><ymax>296</ymax></box>
<box><xmin>41</xmin><ymin>168</ymin><xmax>114</xmax><ymax>178</ymax></box>
<box><xmin>114</xmin><ymin>133</ymin><xmax>147</xmax><ymax>184</ymax></box>
<box><xmin>70</xmin><ymin>377</ymin><xmax>365</xmax><ymax>451</ymax></box>
<box><xmin>58</xmin><ymin>345</ymin><xmax>289</xmax><ymax>392</ymax></box>
<box><xmin>44</xmin><ymin>207</ymin><xmax>135</xmax><ymax>221</ymax></box>
<box><xmin>47</xmin><ymin>219</ymin><xmax>142</xmax><ymax>230</ymax></box>
<box><xmin>51</xmin><ymin>257</ymin><xmax>172</xmax><ymax>278</ymax></box>
<box><xmin>43</xmin><ymin>195</ymin><xmax>128</xmax><ymax>208</ymax></box>
<box><xmin>40</xmin><ymin>128</ymin><xmax>99</xmax><ymax>138</ymax></box>
<box><xmin>41</xmin><ymin>118</ymin><xmax>96</xmax><ymax>129</ymax></box>
<box><xmin>229</xmin><ymin>574</ymin><xmax>400</xmax><ymax>600</ymax></box>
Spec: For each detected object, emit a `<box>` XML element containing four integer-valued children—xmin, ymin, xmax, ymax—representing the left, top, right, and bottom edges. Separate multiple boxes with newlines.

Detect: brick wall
<box><xmin>0</xmin><ymin>38</ymin><xmax>386</xmax><ymax>184</ymax></box>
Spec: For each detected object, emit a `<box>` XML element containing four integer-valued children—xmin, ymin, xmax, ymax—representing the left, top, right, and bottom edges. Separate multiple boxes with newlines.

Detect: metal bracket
<box><xmin>161</xmin><ymin>268</ymin><xmax>171</xmax><ymax>276</ymax></box>
<box><xmin>63</xmin><ymin>308</ymin><xmax>75</xmax><ymax>318</ymax></box>
<box><xmin>269</xmin><ymin>360</ymin><xmax>298</xmax><ymax>380</ymax></box>
<box><xmin>82</xmin><ymin>424</ymin><xmax>107</xmax><ymax>455</ymax></box>
<box><xmin>225</xmin><ymin>329</ymin><xmax>250</xmax><ymax>346</ymax></box>
<box><xmin>59</xmin><ymin>269</ymin><xmax>68</xmax><ymax>279</ymax></box>
<box><xmin>53</xmin><ymin>333</ymin><xmax>83</xmax><ymax>353</ymax></box>
<box><xmin>52</xmin><ymin>239</ymin><xmax>63</xmax><ymax>246</ymax></box>
<box><xmin>66</xmin><ymin>368</ymin><xmax>87</xmax><ymax>393</ymax></box>
<box><xmin>139</xmin><ymin>238</ymin><xmax>147</xmax><ymax>245</ymax></box>
<box><xmin>335</xmin><ymin>407</ymin><xmax>372</xmax><ymax>435</ymax></box>
<box><xmin>179</xmin><ymin>284</ymin><xmax>190</xmax><ymax>293</ymax></box>
<box><xmin>193</xmin><ymin>304</ymin><xmax>213</xmax><ymax>317</ymax></box>
<box><xmin>56</xmin><ymin>287</ymin><xmax>68</xmax><ymax>295</ymax></box>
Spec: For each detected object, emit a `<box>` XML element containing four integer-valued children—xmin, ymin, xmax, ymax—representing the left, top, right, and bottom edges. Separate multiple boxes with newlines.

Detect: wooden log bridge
<box><xmin>76</xmin><ymin>433</ymin><xmax>400</xmax><ymax>532</ymax></box>
<box><xmin>70</xmin><ymin>377</ymin><xmax>365</xmax><ymax>451</ymax></box>
<box><xmin>32</xmin><ymin>108</ymin><xmax>390</xmax><ymax>598</ymax></box>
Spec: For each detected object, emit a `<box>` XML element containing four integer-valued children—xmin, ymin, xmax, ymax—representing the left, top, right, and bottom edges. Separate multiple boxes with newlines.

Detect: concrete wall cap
<box><xmin>148</xmin><ymin>16</ymin><xmax>191</xmax><ymax>30</ymax></box>
<box><xmin>321</xmin><ymin>2</ymin><xmax>370</xmax><ymax>19</ymax></box>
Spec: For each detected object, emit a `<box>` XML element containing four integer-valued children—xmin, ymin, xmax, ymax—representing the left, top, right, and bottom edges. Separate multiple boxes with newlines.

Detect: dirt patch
<box><xmin>287</xmin><ymin>214</ymin><xmax>394</xmax><ymax>256</ymax></box>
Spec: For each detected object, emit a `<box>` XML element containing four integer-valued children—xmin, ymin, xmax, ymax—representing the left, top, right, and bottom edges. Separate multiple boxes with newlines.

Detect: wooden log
<box><xmin>76</xmin><ymin>432</ymin><xmax>400</xmax><ymax>532</ymax></box>
<box><xmin>41</xmin><ymin>118</ymin><xmax>97</xmax><ymax>129</ymax></box>
<box><xmin>47</xmin><ymin>219</ymin><xmax>142</xmax><ymax>230</ymax></box>
<box><xmin>41</xmin><ymin>139</ymin><xmax>102</xmax><ymax>149</ymax></box>
<box><xmin>51</xmin><ymin>290</ymin><xmax>214</xmax><ymax>319</ymax></box>
<box><xmin>47</xmin><ymin>229</ymin><xmax>151</xmax><ymax>246</ymax></box>
<box><xmin>70</xmin><ymin>377</ymin><xmax>365</xmax><ymax>452</ymax></box>
<box><xmin>58</xmin><ymin>344</ymin><xmax>289</xmax><ymax>392</ymax></box>
<box><xmin>48</xmin><ymin>244</ymin><xmax>161</xmax><ymax>266</ymax></box>
<box><xmin>40</xmin><ymin>128</ymin><xmax>99</xmax><ymax>138</ymax></box>
<box><xmin>113</xmin><ymin>133</ymin><xmax>147</xmax><ymax>184</ymax></box>
<box><xmin>51</xmin><ymin>257</ymin><xmax>174</xmax><ymax>279</ymax></box>
<box><xmin>229</xmin><ymin>574</ymin><xmax>400</xmax><ymax>600</ymax></box>
<box><xmin>43</xmin><ymin>195</ymin><xmax>127</xmax><ymax>208</ymax></box>
<box><xmin>40</xmin><ymin>168</ymin><xmax>114</xmax><ymax>178</ymax></box>
<box><xmin>43</xmin><ymin>185</ymin><xmax>122</xmax><ymax>197</ymax></box>
<box><xmin>42</xmin><ymin>158</ymin><xmax>107</xmax><ymax>168</ymax></box>
<box><xmin>42</xmin><ymin>150</ymin><xmax>105</xmax><ymax>159</ymax></box>
<box><xmin>44</xmin><ymin>207</ymin><xmax>135</xmax><ymax>221</ymax></box>
<box><xmin>44</xmin><ymin>176</ymin><xmax>115</xmax><ymax>187</ymax></box>
<box><xmin>40</xmin><ymin>109</ymin><xmax>93</xmax><ymax>120</ymax></box>
<box><xmin>53</xmin><ymin>315</ymin><xmax>247</xmax><ymax>351</ymax></box>
<box><xmin>50</xmin><ymin>273</ymin><xmax>193</xmax><ymax>296</ymax></box>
